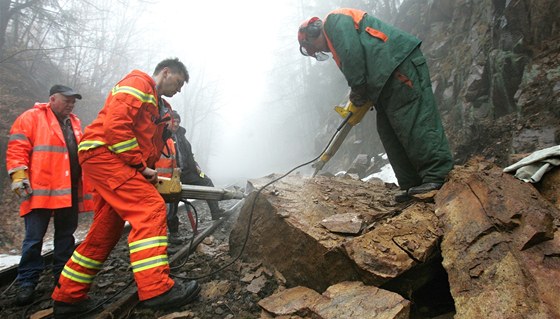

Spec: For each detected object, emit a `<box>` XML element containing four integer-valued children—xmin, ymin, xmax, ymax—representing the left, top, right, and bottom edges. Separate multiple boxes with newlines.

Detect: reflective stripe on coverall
<box><xmin>52</xmin><ymin>148</ymin><xmax>172</xmax><ymax>302</ymax></box>
<box><xmin>52</xmin><ymin>69</ymin><xmax>174</xmax><ymax>303</ymax></box>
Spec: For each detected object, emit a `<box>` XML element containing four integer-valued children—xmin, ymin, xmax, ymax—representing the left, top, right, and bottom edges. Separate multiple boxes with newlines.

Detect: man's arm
<box><xmin>102</xmin><ymin>79</ymin><xmax>155</xmax><ymax>171</ymax></box>
<box><xmin>6</xmin><ymin>112</ymin><xmax>35</xmax><ymax>197</ymax></box>
<box><xmin>6</xmin><ymin>112</ymin><xmax>34</xmax><ymax>174</ymax></box>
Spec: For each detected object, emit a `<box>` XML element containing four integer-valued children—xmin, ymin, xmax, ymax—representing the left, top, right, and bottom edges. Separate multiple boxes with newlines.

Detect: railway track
<box><xmin>0</xmin><ymin>199</ymin><xmax>245</xmax><ymax>319</ymax></box>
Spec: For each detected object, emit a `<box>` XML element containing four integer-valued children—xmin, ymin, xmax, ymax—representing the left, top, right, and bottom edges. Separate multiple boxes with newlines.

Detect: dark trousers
<box><xmin>166</xmin><ymin>202</ymin><xmax>180</xmax><ymax>234</ymax></box>
<box><xmin>17</xmin><ymin>207</ymin><xmax>78</xmax><ymax>287</ymax></box>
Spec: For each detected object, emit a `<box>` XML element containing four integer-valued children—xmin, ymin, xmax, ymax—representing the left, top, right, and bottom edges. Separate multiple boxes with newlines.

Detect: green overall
<box><xmin>324</xmin><ymin>9</ymin><xmax>453</xmax><ymax>189</ymax></box>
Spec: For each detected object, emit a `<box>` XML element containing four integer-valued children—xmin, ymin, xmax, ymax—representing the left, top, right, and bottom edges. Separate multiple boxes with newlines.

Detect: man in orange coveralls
<box><xmin>51</xmin><ymin>58</ymin><xmax>200</xmax><ymax>318</ymax></box>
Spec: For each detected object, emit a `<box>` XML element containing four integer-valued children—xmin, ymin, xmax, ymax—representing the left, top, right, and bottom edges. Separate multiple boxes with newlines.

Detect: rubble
<box><xmin>259</xmin><ymin>282</ymin><xmax>410</xmax><ymax>319</ymax></box>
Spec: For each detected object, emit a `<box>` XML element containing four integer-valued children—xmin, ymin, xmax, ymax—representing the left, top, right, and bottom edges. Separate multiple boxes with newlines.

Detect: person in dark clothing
<box><xmin>168</xmin><ymin>111</ymin><xmax>225</xmax><ymax>230</ymax></box>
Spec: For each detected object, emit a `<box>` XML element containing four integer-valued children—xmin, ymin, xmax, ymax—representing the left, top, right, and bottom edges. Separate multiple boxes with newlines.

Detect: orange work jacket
<box><xmin>6</xmin><ymin>103</ymin><xmax>94</xmax><ymax>216</ymax></box>
<box><xmin>77</xmin><ymin>70</ymin><xmax>171</xmax><ymax>171</ymax></box>
<box><xmin>155</xmin><ymin>137</ymin><xmax>177</xmax><ymax>178</ymax></box>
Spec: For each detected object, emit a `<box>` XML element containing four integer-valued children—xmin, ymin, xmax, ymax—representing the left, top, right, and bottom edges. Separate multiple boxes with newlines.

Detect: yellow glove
<box><xmin>196</xmin><ymin>165</ymin><xmax>205</xmax><ymax>178</ymax></box>
<box><xmin>335</xmin><ymin>100</ymin><xmax>373</xmax><ymax>126</ymax></box>
<box><xmin>11</xmin><ymin>170</ymin><xmax>33</xmax><ymax>198</ymax></box>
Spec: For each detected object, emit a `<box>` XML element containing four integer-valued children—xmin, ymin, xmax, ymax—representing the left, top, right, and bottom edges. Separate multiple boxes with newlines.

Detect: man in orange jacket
<box><xmin>51</xmin><ymin>58</ymin><xmax>200</xmax><ymax>317</ymax></box>
<box><xmin>6</xmin><ymin>85</ymin><xmax>93</xmax><ymax>305</ymax></box>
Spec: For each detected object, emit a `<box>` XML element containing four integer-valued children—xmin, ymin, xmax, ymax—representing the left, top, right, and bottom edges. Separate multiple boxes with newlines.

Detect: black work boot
<box><xmin>408</xmin><ymin>182</ymin><xmax>443</xmax><ymax>200</ymax></box>
<box><xmin>15</xmin><ymin>285</ymin><xmax>35</xmax><ymax>306</ymax></box>
<box><xmin>142</xmin><ymin>280</ymin><xmax>200</xmax><ymax>309</ymax></box>
<box><xmin>394</xmin><ymin>190</ymin><xmax>412</xmax><ymax>203</ymax></box>
<box><xmin>53</xmin><ymin>298</ymin><xmax>96</xmax><ymax>318</ymax></box>
<box><xmin>168</xmin><ymin>232</ymin><xmax>183</xmax><ymax>245</ymax></box>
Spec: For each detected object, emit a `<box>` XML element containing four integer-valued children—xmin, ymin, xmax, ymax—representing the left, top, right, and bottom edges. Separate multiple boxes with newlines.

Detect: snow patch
<box><xmin>363</xmin><ymin>163</ymin><xmax>398</xmax><ymax>185</ymax></box>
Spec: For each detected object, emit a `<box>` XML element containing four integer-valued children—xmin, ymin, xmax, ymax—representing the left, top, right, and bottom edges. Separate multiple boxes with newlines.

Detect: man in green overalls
<box><xmin>298</xmin><ymin>8</ymin><xmax>453</xmax><ymax>201</ymax></box>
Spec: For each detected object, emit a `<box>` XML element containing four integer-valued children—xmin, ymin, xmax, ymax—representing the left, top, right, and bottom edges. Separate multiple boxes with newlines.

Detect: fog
<box><xmin>143</xmin><ymin>0</ymin><xmax>352</xmax><ymax>186</ymax></box>
<box><xmin>2</xmin><ymin>0</ymin><xmax>397</xmax><ymax>187</ymax></box>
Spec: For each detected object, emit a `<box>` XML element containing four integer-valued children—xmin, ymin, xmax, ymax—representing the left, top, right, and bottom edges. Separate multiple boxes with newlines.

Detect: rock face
<box><xmin>435</xmin><ymin>160</ymin><xmax>560</xmax><ymax>318</ymax></box>
<box><xmin>397</xmin><ymin>0</ymin><xmax>560</xmax><ymax>165</ymax></box>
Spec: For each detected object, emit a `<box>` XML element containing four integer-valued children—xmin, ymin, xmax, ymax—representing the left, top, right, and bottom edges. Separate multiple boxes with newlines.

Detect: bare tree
<box><xmin>0</xmin><ymin>0</ymin><xmax>42</xmax><ymax>58</ymax></box>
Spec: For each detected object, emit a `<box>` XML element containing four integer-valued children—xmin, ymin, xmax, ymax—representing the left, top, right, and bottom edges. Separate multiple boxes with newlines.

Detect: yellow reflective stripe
<box><xmin>131</xmin><ymin>255</ymin><xmax>168</xmax><ymax>273</ymax></box>
<box><xmin>129</xmin><ymin>236</ymin><xmax>168</xmax><ymax>254</ymax></box>
<box><xmin>61</xmin><ymin>265</ymin><xmax>95</xmax><ymax>284</ymax></box>
<box><xmin>107</xmin><ymin>137</ymin><xmax>138</xmax><ymax>154</ymax></box>
<box><xmin>112</xmin><ymin>85</ymin><xmax>157</xmax><ymax>107</ymax></box>
<box><xmin>71</xmin><ymin>251</ymin><xmax>103</xmax><ymax>270</ymax></box>
<box><xmin>78</xmin><ymin>140</ymin><xmax>106</xmax><ymax>151</ymax></box>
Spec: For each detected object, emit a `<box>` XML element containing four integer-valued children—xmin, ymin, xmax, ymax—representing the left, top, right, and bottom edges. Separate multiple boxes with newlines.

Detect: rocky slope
<box><xmin>397</xmin><ymin>0</ymin><xmax>559</xmax><ymax>165</ymax></box>
<box><xmin>232</xmin><ymin>160</ymin><xmax>560</xmax><ymax>318</ymax></box>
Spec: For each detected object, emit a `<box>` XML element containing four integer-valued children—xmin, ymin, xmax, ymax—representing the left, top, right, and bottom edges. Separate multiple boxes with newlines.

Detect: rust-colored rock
<box><xmin>345</xmin><ymin>202</ymin><xmax>440</xmax><ymax>286</ymax></box>
<box><xmin>259</xmin><ymin>282</ymin><xmax>410</xmax><ymax>319</ymax></box>
<box><xmin>435</xmin><ymin>159</ymin><xmax>560</xmax><ymax>318</ymax></box>
<box><xmin>319</xmin><ymin>212</ymin><xmax>363</xmax><ymax>234</ymax></box>
<box><xmin>230</xmin><ymin>175</ymin><xmax>439</xmax><ymax>292</ymax></box>
<box><xmin>258</xmin><ymin>286</ymin><xmax>326</xmax><ymax>316</ymax></box>
<box><xmin>536</xmin><ymin>166</ymin><xmax>560</xmax><ymax>210</ymax></box>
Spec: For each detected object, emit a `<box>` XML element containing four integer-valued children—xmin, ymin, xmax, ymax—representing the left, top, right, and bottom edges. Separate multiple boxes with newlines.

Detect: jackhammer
<box><xmin>156</xmin><ymin>168</ymin><xmax>245</xmax><ymax>203</ymax></box>
<box><xmin>312</xmin><ymin>100</ymin><xmax>373</xmax><ymax>176</ymax></box>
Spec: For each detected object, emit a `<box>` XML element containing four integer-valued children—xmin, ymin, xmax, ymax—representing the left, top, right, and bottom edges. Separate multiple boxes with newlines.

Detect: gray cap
<box><xmin>49</xmin><ymin>84</ymin><xmax>82</xmax><ymax>99</ymax></box>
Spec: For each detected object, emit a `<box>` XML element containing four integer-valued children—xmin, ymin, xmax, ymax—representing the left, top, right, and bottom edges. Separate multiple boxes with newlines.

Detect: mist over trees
<box><xmin>1</xmin><ymin>0</ymin><xmax>403</xmax><ymax>185</ymax></box>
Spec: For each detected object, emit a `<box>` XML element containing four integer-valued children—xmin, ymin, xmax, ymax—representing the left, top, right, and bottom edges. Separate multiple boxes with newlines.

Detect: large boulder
<box><xmin>229</xmin><ymin>175</ymin><xmax>440</xmax><ymax>293</ymax></box>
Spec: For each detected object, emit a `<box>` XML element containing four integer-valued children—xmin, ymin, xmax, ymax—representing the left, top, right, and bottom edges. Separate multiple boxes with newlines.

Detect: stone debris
<box><xmin>320</xmin><ymin>212</ymin><xmax>363</xmax><ymax>234</ymax></box>
<box><xmin>158</xmin><ymin>310</ymin><xmax>195</xmax><ymax>319</ymax></box>
<box><xmin>201</xmin><ymin>280</ymin><xmax>232</xmax><ymax>300</ymax></box>
<box><xmin>259</xmin><ymin>281</ymin><xmax>410</xmax><ymax>319</ymax></box>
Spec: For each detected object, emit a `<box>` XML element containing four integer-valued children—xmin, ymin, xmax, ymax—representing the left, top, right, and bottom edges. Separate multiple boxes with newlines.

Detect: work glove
<box><xmin>349</xmin><ymin>83</ymin><xmax>369</xmax><ymax>107</ymax></box>
<box><xmin>196</xmin><ymin>166</ymin><xmax>205</xmax><ymax>178</ymax></box>
<box><xmin>11</xmin><ymin>170</ymin><xmax>33</xmax><ymax>198</ymax></box>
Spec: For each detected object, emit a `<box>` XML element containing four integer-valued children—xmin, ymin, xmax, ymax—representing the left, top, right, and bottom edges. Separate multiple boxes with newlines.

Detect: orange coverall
<box><xmin>52</xmin><ymin>70</ymin><xmax>174</xmax><ymax>302</ymax></box>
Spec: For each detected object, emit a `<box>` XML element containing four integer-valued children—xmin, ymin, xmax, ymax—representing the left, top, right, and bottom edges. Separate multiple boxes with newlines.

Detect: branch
<box><xmin>0</xmin><ymin>45</ymin><xmax>102</xmax><ymax>63</ymax></box>
<box><xmin>7</xmin><ymin>0</ymin><xmax>42</xmax><ymax>19</ymax></box>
